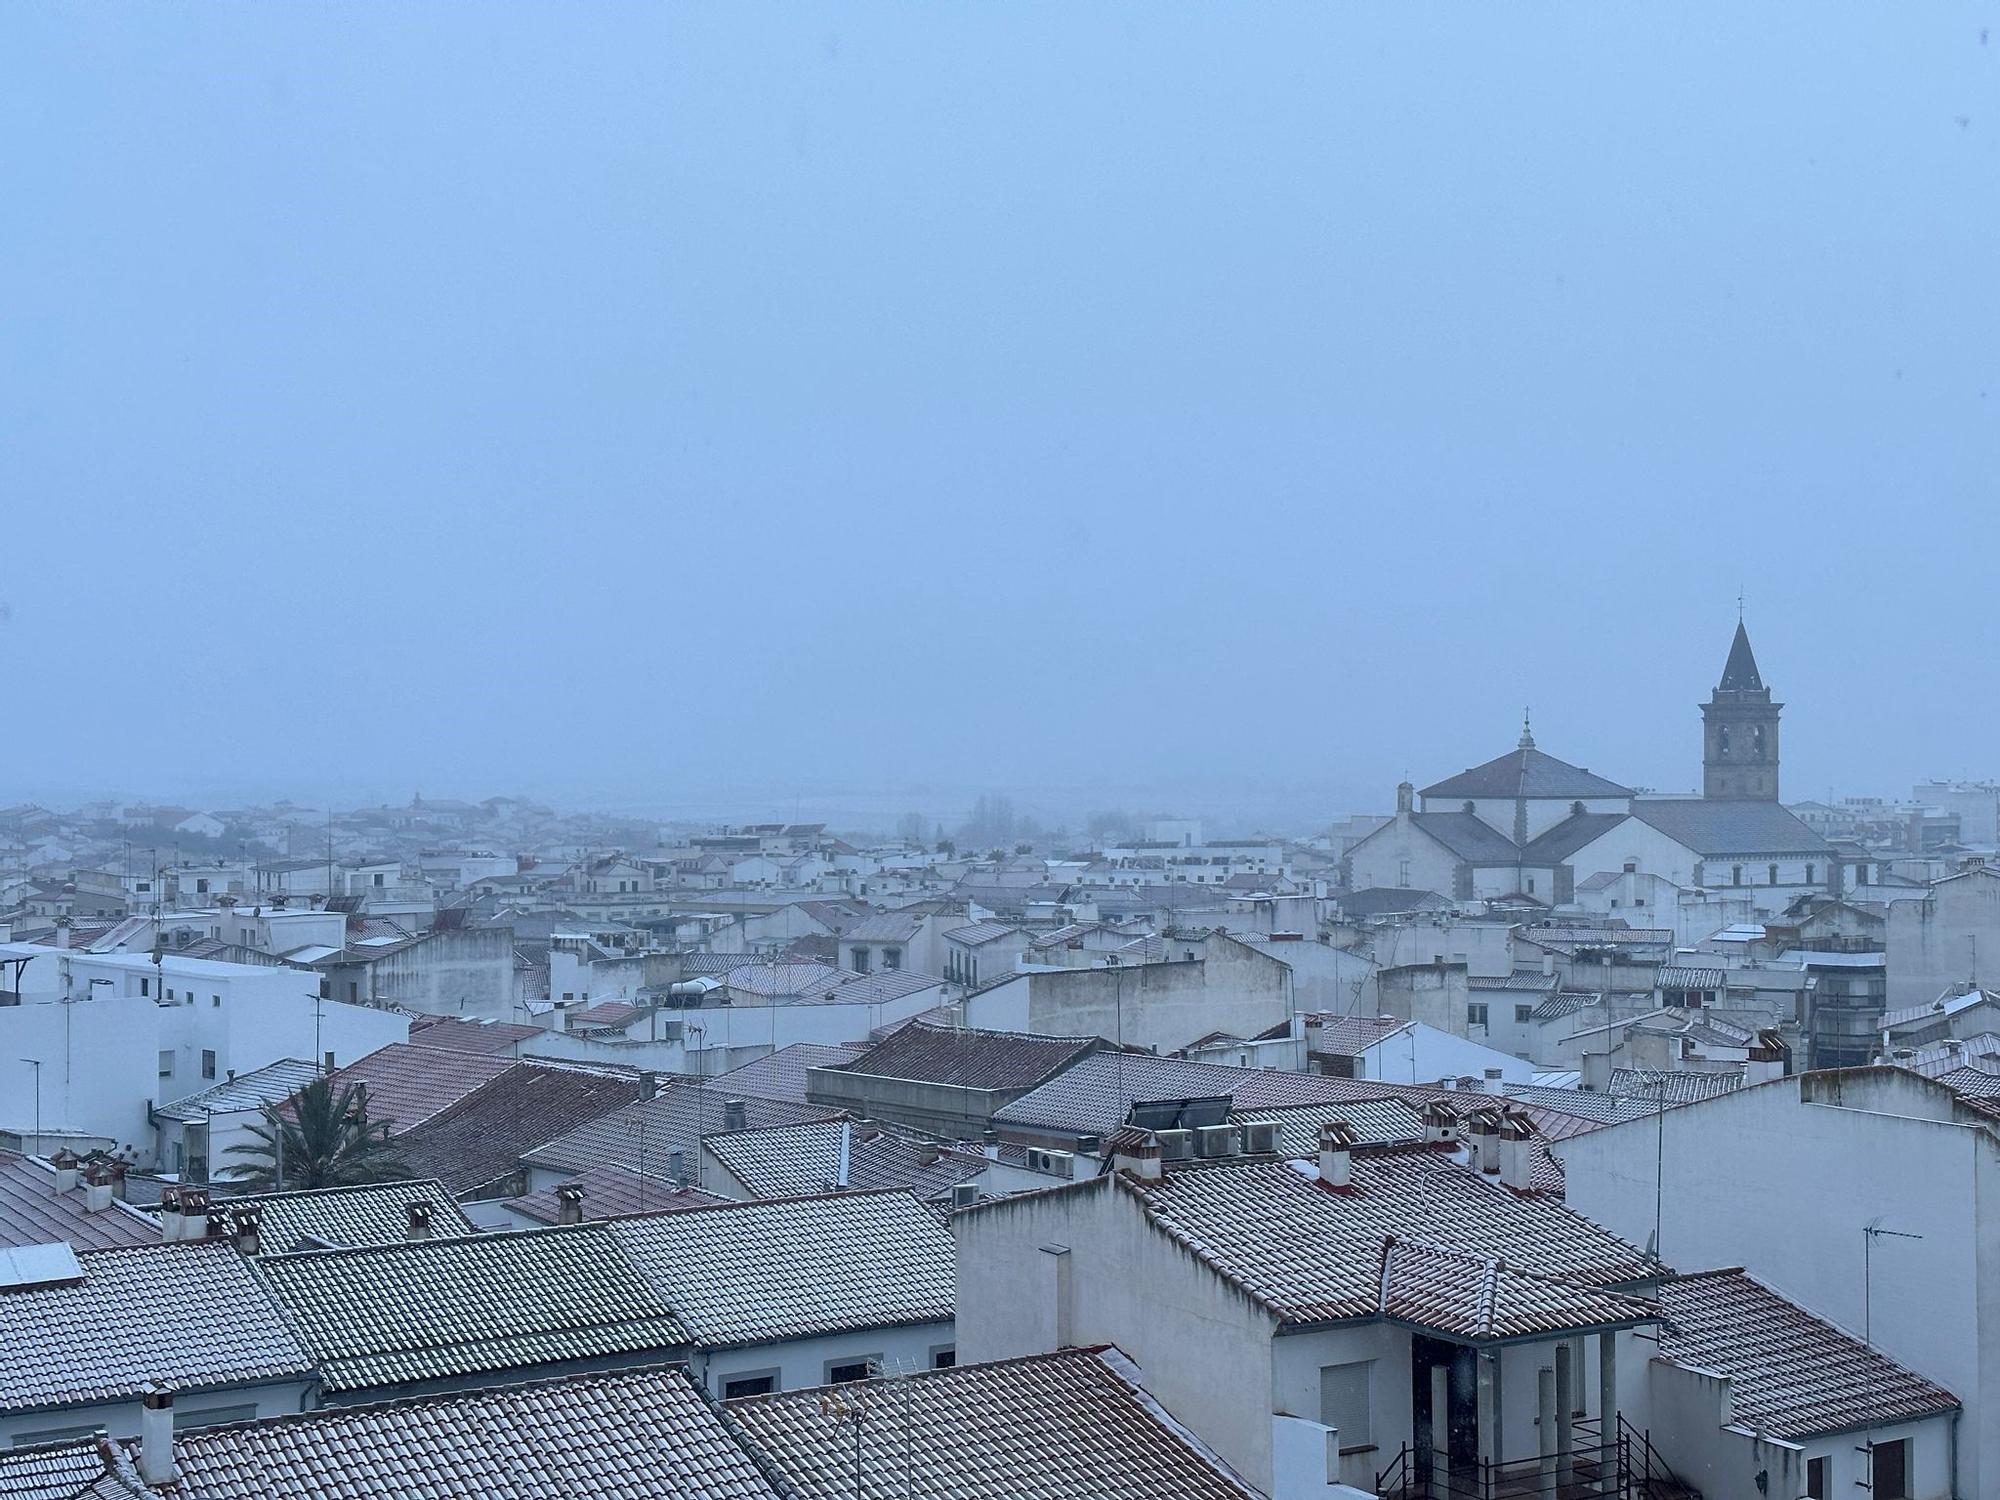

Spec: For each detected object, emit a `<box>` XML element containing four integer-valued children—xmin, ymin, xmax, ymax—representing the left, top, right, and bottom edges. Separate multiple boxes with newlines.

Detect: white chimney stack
<box><xmin>1318</xmin><ymin>1120</ymin><xmax>1360</xmax><ymax>1191</ymax></box>
<box><xmin>54</xmin><ymin>916</ymin><xmax>71</xmax><ymax>951</ymax></box>
<box><xmin>1498</xmin><ymin>1110</ymin><xmax>1536</xmax><ymax>1191</ymax></box>
<box><xmin>1541</xmin><ymin>950</ymin><xmax>1555</xmax><ymax>977</ymax></box>
<box><xmin>722</xmin><ymin>1098</ymin><xmax>748</xmax><ymax>1133</ymax></box>
<box><xmin>139</xmin><ymin>1384</ymin><xmax>176</xmax><ymax>1484</ymax></box>
<box><xmin>835</xmin><ymin>1119</ymin><xmax>852</xmax><ymax>1191</ymax></box>
<box><xmin>83</xmin><ymin>1166</ymin><xmax>114</xmax><ymax>1213</ymax></box>
<box><xmin>555</xmin><ymin>1185</ymin><xmax>585</xmax><ymax>1226</ymax></box>
<box><xmin>1468</xmin><ymin>1107</ymin><xmax>1502</xmax><ymax>1174</ymax></box>
<box><xmin>1421</xmin><ymin>1099</ymin><xmax>1459</xmax><ymax>1146</ymax></box>
<box><xmin>1482</xmin><ymin>1067</ymin><xmax>1505</xmax><ymax>1095</ymax></box>
<box><xmin>50</xmin><ymin>1149</ymin><xmax>80</xmax><ymax>1194</ymax></box>
<box><xmin>405</xmin><ymin>1202</ymin><xmax>434</xmax><ymax>1241</ymax></box>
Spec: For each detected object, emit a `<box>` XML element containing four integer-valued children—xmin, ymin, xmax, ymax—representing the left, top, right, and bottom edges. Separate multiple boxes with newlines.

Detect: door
<box><xmin>1870</xmin><ymin>1438</ymin><xmax>1908</xmax><ymax>1500</ymax></box>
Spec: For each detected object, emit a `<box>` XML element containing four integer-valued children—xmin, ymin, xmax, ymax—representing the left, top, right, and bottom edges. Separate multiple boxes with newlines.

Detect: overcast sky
<box><xmin>2</xmin><ymin>5</ymin><xmax>1994</xmax><ymax>825</ymax></box>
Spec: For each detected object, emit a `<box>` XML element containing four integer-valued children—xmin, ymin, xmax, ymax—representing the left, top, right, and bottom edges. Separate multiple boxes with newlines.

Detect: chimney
<box><xmin>1482</xmin><ymin>1067</ymin><xmax>1505</xmax><ymax>1095</ymax></box>
<box><xmin>1396</xmin><ymin>782</ymin><xmax>1414</xmax><ymax>815</ymax></box>
<box><xmin>230</xmin><ymin>1206</ymin><xmax>262</xmax><ymax>1255</ymax></box>
<box><xmin>54</xmin><ymin>916</ymin><xmax>71</xmax><ymax>950</ymax></box>
<box><xmin>158</xmin><ymin>1185</ymin><xmax>184</xmax><ymax>1241</ymax></box>
<box><xmin>83</xmin><ymin>1165</ymin><xmax>114</xmax><ymax>1213</ymax></box>
<box><xmin>835</xmin><ymin>1120</ymin><xmax>853</xmax><ymax>1190</ymax></box>
<box><xmin>405</xmin><ymin>1202</ymin><xmax>434</xmax><ymax>1241</ymax></box>
<box><xmin>50</xmin><ymin>1148</ymin><xmax>81</xmax><ymax>1194</ymax></box>
<box><xmin>981</xmin><ymin>1128</ymin><xmax>1001</xmax><ymax>1162</ymax></box>
<box><xmin>177</xmin><ymin>1188</ymin><xmax>211</xmax><ymax>1240</ymax></box>
<box><xmin>110</xmin><ymin>1160</ymin><xmax>129</xmax><ymax>1201</ymax></box>
<box><xmin>1421</xmin><ymin>1099</ymin><xmax>1459</xmax><ymax>1146</ymax></box>
<box><xmin>1541</xmin><ymin>950</ymin><xmax>1555</xmax><ymax>978</ymax></box>
<box><xmin>139</xmin><ymin>1384</ymin><xmax>176</xmax><ymax>1485</ymax></box>
<box><xmin>666</xmin><ymin>1147</ymin><xmax>686</xmax><ymax>1184</ymax></box>
<box><xmin>1579</xmin><ymin>1050</ymin><xmax>1612</xmax><ymax>1094</ymax></box>
<box><xmin>1111</xmin><ymin>1129</ymin><xmax>1163</xmax><ymax>1182</ymax></box>
<box><xmin>1318</xmin><ymin>1120</ymin><xmax>1360</xmax><ymax>1191</ymax></box>
<box><xmin>722</xmin><ymin>1098</ymin><xmax>747</xmax><ymax>1133</ymax></box>
<box><xmin>554</xmin><ymin>1184</ymin><xmax>585</xmax><ymax>1225</ymax></box>
<box><xmin>1498</xmin><ymin>1110</ymin><xmax>1536</xmax><ymax>1191</ymax></box>
<box><xmin>1467</xmin><ymin>1106</ymin><xmax>1502</xmax><ymax>1173</ymax></box>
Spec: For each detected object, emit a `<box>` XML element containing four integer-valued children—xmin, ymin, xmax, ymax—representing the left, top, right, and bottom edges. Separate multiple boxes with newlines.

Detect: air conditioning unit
<box><xmin>1155</xmin><ymin>1128</ymin><xmax>1195</xmax><ymax>1160</ymax></box>
<box><xmin>1240</xmin><ymin>1120</ymin><xmax>1279</xmax><ymax>1155</ymax></box>
<box><xmin>1194</xmin><ymin>1124</ymin><xmax>1241</xmax><ymax>1159</ymax></box>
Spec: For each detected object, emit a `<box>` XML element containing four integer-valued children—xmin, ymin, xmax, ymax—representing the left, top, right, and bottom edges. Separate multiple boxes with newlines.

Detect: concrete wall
<box><xmin>1376</xmin><ymin>963</ymin><xmax>1470</xmax><ymax>1038</ymax></box>
<box><xmin>693</xmin><ymin>1321</ymin><xmax>955</xmax><ymax>1397</ymax></box>
<box><xmin>1554</xmin><ymin>1072</ymin><xmax>1995</xmax><ymax>1497</ymax></box>
<box><xmin>965</xmin><ymin>940</ymin><xmax>1290</xmax><ymax>1055</ymax></box>
<box><xmin>1</xmin><ymin>1378</ymin><xmax>313</xmax><ymax>1448</ymax></box>
<box><xmin>339</xmin><ymin>927</ymin><xmax>517</xmax><ymax>1019</ymax></box>
<box><xmin>1885</xmin><ymin>870</ymin><xmax>2000</xmax><ymax>1009</ymax></box>
<box><xmin>955</xmin><ymin>1178</ymin><xmax>1281</xmax><ymax>1491</ymax></box>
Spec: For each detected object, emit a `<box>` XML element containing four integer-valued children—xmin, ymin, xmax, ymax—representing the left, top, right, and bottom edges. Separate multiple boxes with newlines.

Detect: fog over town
<box><xmin>2</xmin><ymin>5</ymin><xmax>1995</xmax><ymax>1500</ymax></box>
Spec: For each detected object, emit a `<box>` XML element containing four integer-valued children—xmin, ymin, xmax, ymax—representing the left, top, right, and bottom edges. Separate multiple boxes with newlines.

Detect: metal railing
<box><xmin>1373</xmin><ymin>1417</ymin><xmax>1699</xmax><ymax>1500</ymax></box>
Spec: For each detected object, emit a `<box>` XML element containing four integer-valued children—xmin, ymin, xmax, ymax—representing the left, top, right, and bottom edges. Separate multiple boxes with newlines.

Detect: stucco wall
<box><xmin>955</xmin><ymin>1178</ymin><xmax>1281</xmax><ymax>1489</ymax></box>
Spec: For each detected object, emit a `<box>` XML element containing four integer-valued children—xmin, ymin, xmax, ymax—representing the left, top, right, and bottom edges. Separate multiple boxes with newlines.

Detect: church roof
<box><xmin>1520</xmin><ymin>812</ymin><xmax>1630</xmax><ymax>864</ymax></box>
<box><xmin>1629</xmin><ymin>799</ymin><xmax>1833</xmax><ymax>858</ymax></box>
<box><xmin>1421</xmin><ymin>743</ymin><xmax>1632</xmax><ymax>804</ymax></box>
<box><xmin>1716</xmin><ymin>622</ymin><xmax>1766</xmax><ymax>694</ymax></box>
<box><xmin>1408</xmin><ymin>811</ymin><xmax>1526</xmax><ymax>865</ymax></box>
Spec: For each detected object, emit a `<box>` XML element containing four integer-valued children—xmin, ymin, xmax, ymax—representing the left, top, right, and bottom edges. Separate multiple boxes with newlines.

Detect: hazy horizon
<box><xmin>6</xmin><ymin>4</ymin><xmax>1995</xmax><ymax>822</ymax></box>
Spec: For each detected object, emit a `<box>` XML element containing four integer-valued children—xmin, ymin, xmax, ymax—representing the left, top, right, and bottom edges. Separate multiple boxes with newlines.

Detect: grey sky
<box><xmin>2</xmin><ymin>4</ymin><xmax>1994</xmax><ymax>822</ymax></box>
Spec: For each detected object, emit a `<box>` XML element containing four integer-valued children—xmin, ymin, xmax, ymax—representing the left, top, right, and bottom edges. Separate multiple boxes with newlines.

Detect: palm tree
<box><xmin>223</xmin><ymin>1077</ymin><xmax>408</xmax><ymax>1189</ymax></box>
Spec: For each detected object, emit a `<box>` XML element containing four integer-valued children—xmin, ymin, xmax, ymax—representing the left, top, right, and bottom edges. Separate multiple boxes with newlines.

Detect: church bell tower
<box><xmin>1702</xmin><ymin>620</ymin><xmax>1781</xmax><ymax>800</ymax></box>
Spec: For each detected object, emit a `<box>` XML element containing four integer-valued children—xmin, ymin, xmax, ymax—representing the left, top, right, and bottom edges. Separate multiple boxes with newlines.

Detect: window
<box><xmin>324</xmin><ymin>1050</ymin><xmax>336</xmax><ymax>1072</ymax></box>
<box><xmin>1319</xmin><ymin>1361</ymin><xmax>1373</xmax><ymax>1452</ymax></box>
<box><xmin>347</xmin><ymin>982</ymin><xmax>359</xmax><ymax>1002</ymax></box>
<box><xmin>158</xmin><ymin>1050</ymin><xmax>174</xmax><ymax>1078</ymax></box>
<box><xmin>722</xmin><ymin>1372</ymin><xmax>778</xmax><ymax>1399</ymax></box>
<box><xmin>883</xmin><ymin>947</ymin><xmax>902</xmax><ymax>971</ymax></box>
<box><xmin>166</xmin><ymin>989</ymin><xmax>176</xmax><ymax>1002</ymax></box>
<box><xmin>1467</xmin><ymin>1002</ymin><xmax>1489</xmax><ymax>1027</ymax></box>
<box><xmin>1768</xmin><ymin>864</ymin><xmax>1780</xmax><ymax>885</ymax></box>
<box><xmin>1805</xmin><ymin>1456</ymin><xmax>1827</xmax><ymax>1499</ymax></box>
<box><xmin>1870</xmin><ymin>1438</ymin><xmax>1908</xmax><ymax>1499</ymax></box>
<box><xmin>174</xmin><ymin>1403</ymin><xmax>259</xmax><ymax>1431</ymax></box>
<box><xmin>852</xmin><ymin>947</ymin><xmax>870</xmax><ymax>975</ymax></box>
<box><xmin>1397</xmin><ymin>859</ymin><xmax>1410</xmax><ymax>888</ymax></box>
<box><xmin>212</xmin><ymin>993</ymin><xmax>221</xmax><ymax>1007</ymax></box>
<box><xmin>826</xmin><ymin>1358</ymin><xmax>876</xmax><ymax>1384</ymax></box>
<box><xmin>139</xmin><ymin>977</ymin><xmax>150</xmax><ymax>997</ymax></box>
<box><xmin>1805</xmin><ymin>864</ymin><xmax>1815</xmax><ymax>885</ymax></box>
<box><xmin>1731</xmin><ymin>865</ymin><xmax>1744</xmax><ymax>887</ymax></box>
<box><xmin>1515</xmin><ymin>1004</ymin><xmax>1535</xmax><ymax>1024</ymax></box>
<box><xmin>200</xmin><ymin>1050</ymin><xmax>217</xmax><ymax>1080</ymax></box>
<box><xmin>1526</xmin><ymin>877</ymin><xmax>1535</xmax><ymax>894</ymax></box>
<box><xmin>929</xmin><ymin>1345</ymin><xmax>956</xmax><ymax>1369</ymax></box>
<box><xmin>372</xmin><ymin>871</ymin><xmax>384</xmax><ymax>887</ymax></box>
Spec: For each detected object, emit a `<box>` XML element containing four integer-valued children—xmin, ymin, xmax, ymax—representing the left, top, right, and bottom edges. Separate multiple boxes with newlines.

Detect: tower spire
<box><xmin>1518</xmin><ymin>707</ymin><xmax>1535</xmax><ymax>751</ymax></box>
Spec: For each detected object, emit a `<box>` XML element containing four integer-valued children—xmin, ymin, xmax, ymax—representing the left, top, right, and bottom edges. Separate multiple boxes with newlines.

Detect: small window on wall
<box><xmin>826</xmin><ymin>1358</ymin><xmax>876</xmax><ymax>1385</ymax></box>
<box><xmin>929</xmin><ymin>1345</ymin><xmax>956</xmax><ymax>1369</ymax></box>
<box><xmin>1515</xmin><ymin>1004</ymin><xmax>1535</xmax><ymax>1024</ymax></box>
<box><xmin>1768</xmin><ymin>865</ymin><xmax>1780</xmax><ymax>885</ymax></box>
<box><xmin>1467</xmin><ymin>1003</ymin><xmax>1489</xmax><ymax>1027</ymax></box>
<box><xmin>1804</xmin><ymin>1456</ymin><xmax>1827</xmax><ymax>1499</ymax></box>
<box><xmin>722</xmin><ymin>1372</ymin><xmax>777</xmax><ymax>1399</ymax></box>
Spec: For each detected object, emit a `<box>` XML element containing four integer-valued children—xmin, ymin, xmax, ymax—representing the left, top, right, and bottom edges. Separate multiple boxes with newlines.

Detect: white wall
<box><xmin>955</xmin><ymin>1179</ymin><xmax>1281</xmax><ymax>1491</ymax></box>
<box><xmin>1554</xmin><ymin>1073</ymin><xmax>1995</xmax><ymax>1497</ymax></box>
<box><xmin>693</xmin><ymin>1321</ymin><xmax>954</xmax><ymax>1397</ymax></box>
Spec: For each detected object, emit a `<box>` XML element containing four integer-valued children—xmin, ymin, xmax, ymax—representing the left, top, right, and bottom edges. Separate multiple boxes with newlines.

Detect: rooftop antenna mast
<box><xmin>1861</xmin><ymin>1217</ymin><xmax>1923</xmax><ymax>1468</ymax></box>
